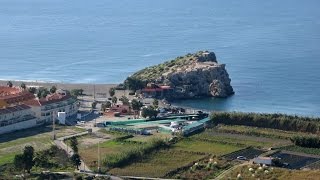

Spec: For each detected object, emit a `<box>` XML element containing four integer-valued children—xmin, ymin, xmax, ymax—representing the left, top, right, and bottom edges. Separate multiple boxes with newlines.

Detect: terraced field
<box><xmin>109</xmin><ymin>149</ymin><xmax>206</xmax><ymax>178</ymax></box>
<box><xmin>172</xmin><ymin>138</ymin><xmax>243</xmax><ymax>156</ymax></box>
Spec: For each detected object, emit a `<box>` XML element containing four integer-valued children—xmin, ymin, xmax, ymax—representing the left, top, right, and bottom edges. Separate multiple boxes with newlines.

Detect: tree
<box><xmin>14</xmin><ymin>146</ymin><xmax>35</xmax><ymax>173</ymax></box>
<box><xmin>91</xmin><ymin>101</ymin><xmax>97</xmax><ymax>109</ymax></box>
<box><xmin>131</xmin><ymin>99</ymin><xmax>143</xmax><ymax>111</ymax></box>
<box><xmin>7</xmin><ymin>81</ymin><xmax>13</xmax><ymax>87</ymax></box>
<box><xmin>153</xmin><ymin>99</ymin><xmax>159</xmax><ymax>109</ymax></box>
<box><xmin>101</xmin><ymin>101</ymin><xmax>112</xmax><ymax>112</ymax></box>
<box><xmin>70</xmin><ymin>137</ymin><xmax>78</xmax><ymax>153</ymax></box>
<box><xmin>13</xmin><ymin>154</ymin><xmax>24</xmax><ymax>172</ymax></box>
<box><xmin>131</xmin><ymin>99</ymin><xmax>143</xmax><ymax>118</ymax></box>
<box><xmin>70</xmin><ymin>153</ymin><xmax>81</xmax><ymax>170</ymax></box>
<box><xmin>124</xmin><ymin>77</ymin><xmax>145</xmax><ymax>91</ymax></box>
<box><xmin>112</xmin><ymin>96</ymin><xmax>118</xmax><ymax>105</ymax></box>
<box><xmin>109</xmin><ymin>87</ymin><xmax>115</xmax><ymax>97</ymax></box>
<box><xmin>119</xmin><ymin>96</ymin><xmax>130</xmax><ymax>105</ymax></box>
<box><xmin>50</xmin><ymin>86</ymin><xmax>57</xmax><ymax>94</ymax></box>
<box><xmin>37</xmin><ymin>88</ymin><xmax>49</xmax><ymax>99</ymax></box>
<box><xmin>141</xmin><ymin>106</ymin><xmax>158</xmax><ymax>119</ymax></box>
<box><xmin>23</xmin><ymin>146</ymin><xmax>35</xmax><ymax>173</ymax></box>
<box><xmin>71</xmin><ymin>89</ymin><xmax>84</xmax><ymax>97</ymax></box>
<box><xmin>20</xmin><ymin>83</ymin><xmax>26</xmax><ymax>90</ymax></box>
<box><xmin>28</xmin><ymin>87</ymin><xmax>37</xmax><ymax>94</ymax></box>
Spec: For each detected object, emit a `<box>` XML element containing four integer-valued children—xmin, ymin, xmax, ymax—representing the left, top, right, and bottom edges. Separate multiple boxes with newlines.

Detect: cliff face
<box><xmin>131</xmin><ymin>51</ymin><xmax>234</xmax><ymax>99</ymax></box>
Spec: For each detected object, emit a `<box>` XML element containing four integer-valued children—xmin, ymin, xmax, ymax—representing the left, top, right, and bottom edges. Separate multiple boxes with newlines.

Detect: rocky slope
<box><xmin>131</xmin><ymin>51</ymin><xmax>234</xmax><ymax>99</ymax></box>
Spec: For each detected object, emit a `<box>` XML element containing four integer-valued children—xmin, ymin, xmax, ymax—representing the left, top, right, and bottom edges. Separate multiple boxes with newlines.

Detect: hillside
<box><xmin>130</xmin><ymin>51</ymin><xmax>234</xmax><ymax>98</ymax></box>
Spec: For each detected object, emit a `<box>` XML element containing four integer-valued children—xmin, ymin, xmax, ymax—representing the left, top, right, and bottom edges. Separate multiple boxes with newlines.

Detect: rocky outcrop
<box><xmin>131</xmin><ymin>51</ymin><xmax>234</xmax><ymax>99</ymax></box>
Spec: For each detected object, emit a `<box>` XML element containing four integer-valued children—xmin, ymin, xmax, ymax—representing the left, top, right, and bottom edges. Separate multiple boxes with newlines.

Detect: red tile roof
<box><xmin>25</xmin><ymin>93</ymin><xmax>72</xmax><ymax>107</ymax></box>
<box><xmin>0</xmin><ymin>86</ymin><xmax>35</xmax><ymax>105</ymax></box>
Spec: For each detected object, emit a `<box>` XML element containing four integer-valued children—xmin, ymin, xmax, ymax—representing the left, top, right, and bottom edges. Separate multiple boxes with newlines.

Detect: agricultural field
<box><xmin>0</xmin><ymin>125</ymin><xmax>85</xmax><ymax>165</ymax></box>
<box><xmin>109</xmin><ymin>149</ymin><xmax>206</xmax><ymax>178</ymax></box>
<box><xmin>270</xmin><ymin>152</ymin><xmax>320</xmax><ymax>169</ymax></box>
<box><xmin>223</xmin><ymin>147</ymin><xmax>266</xmax><ymax>160</ymax></box>
<box><xmin>222</xmin><ymin>164</ymin><xmax>320</xmax><ymax>180</ymax></box>
<box><xmin>79</xmin><ymin>138</ymin><xmax>145</xmax><ymax>168</ymax></box>
<box><xmin>172</xmin><ymin>138</ymin><xmax>243</xmax><ymax>156</ymax></box>
<box><xmin>280</xmin><ymin>145</ymin><xmax>320</xmax><ymax>156</ymax></box>
<box><xmin>215</xmin><ymin>125</ymin><xmax>311</xmax><ymax>140</ymax></box>
<box><xmin>126</xmin><ymin>133</ymin><xmax>172</xmax><ymax>143</ymax></box>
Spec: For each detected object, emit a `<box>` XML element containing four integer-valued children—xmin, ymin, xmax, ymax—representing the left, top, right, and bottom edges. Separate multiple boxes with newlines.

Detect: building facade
<box><xmin>0</xmin><ymin>86</ymin><xmax>79</xmax><ymax>134</ymax></box>
<box><xmin>25</xmin><ymin>89</ymin><xmax>79</xmax><ymax>124</ymax></box>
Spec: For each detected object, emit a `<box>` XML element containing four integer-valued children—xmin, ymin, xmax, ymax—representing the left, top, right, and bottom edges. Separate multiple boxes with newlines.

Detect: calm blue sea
<box><xmin>1</xmin><ymin>0</ymin><xmax>320</xmax><ymax>116</ymax></box>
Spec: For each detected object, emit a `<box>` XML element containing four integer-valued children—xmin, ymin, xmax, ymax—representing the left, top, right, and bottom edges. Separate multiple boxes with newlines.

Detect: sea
<box><xmin>1</xmin><ymin>0</ymin><xmax>320</xmax><ymax>116</ymax></box>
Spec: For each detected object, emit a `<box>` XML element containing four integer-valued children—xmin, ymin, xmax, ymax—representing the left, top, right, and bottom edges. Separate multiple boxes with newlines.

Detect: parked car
<box><xmin>237</xmin><ymin>156</ymin><xmax>247</xmax><ymax>160</ymax></box>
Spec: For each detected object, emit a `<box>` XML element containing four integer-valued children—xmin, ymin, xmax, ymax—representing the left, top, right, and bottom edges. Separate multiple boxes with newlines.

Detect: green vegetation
<box><xmin>130</xmin><ymin>99</ymin><xmax>143</xmax><ymax>110</ymax></box>
<box><xmin>0</xmin><ymin>125</ymin><xmax>84</xmax><ymax>166</ymax></box>
<box><xmin>70</xmin><ymin>137</ymin><xmax>79</xmax><ymax>153</ymax></box>
<box><xmin>130</xmin><ymin>52</ymin><xmax>200</xmax><ymax>82</ymax></box>
<box><xmin>71</xmin><ymin>88</ymin><xmax>84</xmax><ymax>97</ymax></box>
<box><xmin>124</xmin><ymin>77</ymin><xmax>146</xmax><ymax>91</ymax></box>
<box><xmin>222</xmin><ymin>164</ymin><xmax>320</xmax><ymax>180</ymax></box>
<box><xmin>211</xmin><ymin>112</ymin><xmax>320</xmax><ymax>134</ymax></box>
<box><xmin>37</xmin><ymin>87</ymin><xmax>50</xmax><ymax>98</ymax></box>
<box><xmin>49</xmin><ymin>85</ymin><xmax>57</xmax><ymax>93</ymax></box>
<box><xmin>169</xmin><ymin>157</ymin><xmax>233</xmax><ymax>179</ymax></box>
<box><xmin>104</xmin><ymin>138</ymin><xmax>168</xmax><ymax>168</ymax></box>
<box><xmin>1</xmin><ymin>145</ymin><xmax>73</xmax><ymax>179</ymax></box>
<box><xmin>79</xmin><ymin>139</ymin><xmax>144</xmax><ymax>169</ymax></box>
<box><xmin>70</xmin><ymin>154</ymin><xmax>81</xmax><ymax>170</ymax></box>
<box><xmin>173</xmin><ymin>138</ymin><xmax>243</xmax><ymax>155</ymax></box>
<box><xmin>101</xmin><ymin>101</ymin><xmax>112</xmax><ymax>111</ymax></box>
<box><xmin>215</xmin><ymin>125</ymin><xmax>310</xmax><ymax>139</ymax></box>
<box><xmin>109</xmin><ymin>149</ymin><xmax>206</xmax><ymax>178</ymax></box>
<box><xmin>290</xmin><ymin>135</ymin><xmax>320</xmax><ymax>148</ymax></box>
<box><xmin>193</xmin><ymin>132</ymin><xmax>274</xmax><ymax>148</ymax></box>
<box><xmin>14</xmin><ymin>146</ymin><xmax>34</xmax><ymax>173</ymax></box>
<box><xmin>111</xmin><ymin>96</ymin><xmax>117</xmax><ymax>104</ymax></box>
<box><xmin>7</xmin><ymin>81</ymin><xmax>13</xmax><ymax>87</ymax></box>
<box><xmin>141</xmin><ymin>106</ymin><xmax>158</xmax><ymax>119</ymax></box>
<box><xmin>280</xmin><ymin>145</ymin><xmax>320</xmax><ymax>156</ymax></box>
<box><xmin>28</xmin><ymin>87</ymin><xmax>37</xmax><ymax>94</ymax></box>
<box><xmin>20</xmin><ymin>83</ymin><xmax>26</xmax><ymax>90</ymax></box>
<box><xmin>119</xmin><ymin>96</ymin><xmax>130</xmax><ymax>105</ymax></box>
<box><xmin>109</xmin><ymin>87</ymin><xmax>115</xmax><ymax>97</ymax></box>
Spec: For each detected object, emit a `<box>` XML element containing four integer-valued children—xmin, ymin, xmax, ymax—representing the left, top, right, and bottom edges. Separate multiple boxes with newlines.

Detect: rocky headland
<box><xmin>129</xmin><ymin>51</ymin><xmax>234</xmax><ymax>99</ymax></box>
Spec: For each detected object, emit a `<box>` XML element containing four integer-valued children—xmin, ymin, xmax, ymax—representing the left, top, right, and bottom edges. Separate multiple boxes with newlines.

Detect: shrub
<box><xmin>210</xmin><ymin>112</ymin><xmax>320</xmax><ymax>134</ymax></box>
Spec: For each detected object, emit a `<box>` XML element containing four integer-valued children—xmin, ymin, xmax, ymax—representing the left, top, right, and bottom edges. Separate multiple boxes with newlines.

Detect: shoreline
<box><xmin>0</xmin><ymin>80</ymin><xmax>117</xmax><ymax>96</ymax></box>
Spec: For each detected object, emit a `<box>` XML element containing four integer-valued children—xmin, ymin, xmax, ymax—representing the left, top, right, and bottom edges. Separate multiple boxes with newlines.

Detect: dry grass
<box><xmin>109</xmin><ymin>149</ymin><xmax>205</xmax><ymax>178</ymax></box>
<box><xmin>222</xmin><ymin>164</ymin><xmax>320</xmax><ymax>180</ymax></box>
<box><xmin>172</xmin><ymin>138</ymin><xmax>243</xmax><ymax>156</ymax></box>
<box><xmin>0</xmin><ymin>125</ymin><xmax>85</xmax><ymax>165</ymax></box>
<box><xmin>79</xmin><ymin>140</ymin><xmax>144</xmax><ymax>168</ymax></box>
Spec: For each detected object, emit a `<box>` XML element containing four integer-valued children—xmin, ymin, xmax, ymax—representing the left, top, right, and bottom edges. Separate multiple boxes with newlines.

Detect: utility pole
<box><xmin>52</xmin><ymin>111</ymin><xmax>56</xmax><ymax>140</ymax></box>
<box><xmin>98</xmin><ymin>141</ymin><xmax>101</xmax><ymax>172</ymax></box>
<box><xmin>93</xmin><ymin>84</ymin><xmax>96</xmax><ymax>101</ymax></box>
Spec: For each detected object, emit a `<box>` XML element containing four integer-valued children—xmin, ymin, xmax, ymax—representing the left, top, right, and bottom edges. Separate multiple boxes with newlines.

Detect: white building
<box><xmin>0</xmin><ymin>104</ymin><xmax>38</xmax><ymax>134</ymax></box>
<box><xmin>25</xmin><ymin>89</ymin><xmax>79</xmax><ymax>124</ymax></box>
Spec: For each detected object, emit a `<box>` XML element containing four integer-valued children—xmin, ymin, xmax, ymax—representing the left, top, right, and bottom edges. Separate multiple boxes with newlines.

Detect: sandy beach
<box><xmin>0</xmin><ymin>80</ymin><xmax>117</xmax><ymax>97</ymax></box>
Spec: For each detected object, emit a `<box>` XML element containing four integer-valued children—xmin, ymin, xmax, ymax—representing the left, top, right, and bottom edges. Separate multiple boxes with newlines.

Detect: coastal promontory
<box><xmin>127</xmin><ymin>51</ymin><xmax>234</xmax><ymax>99</ymax></box>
